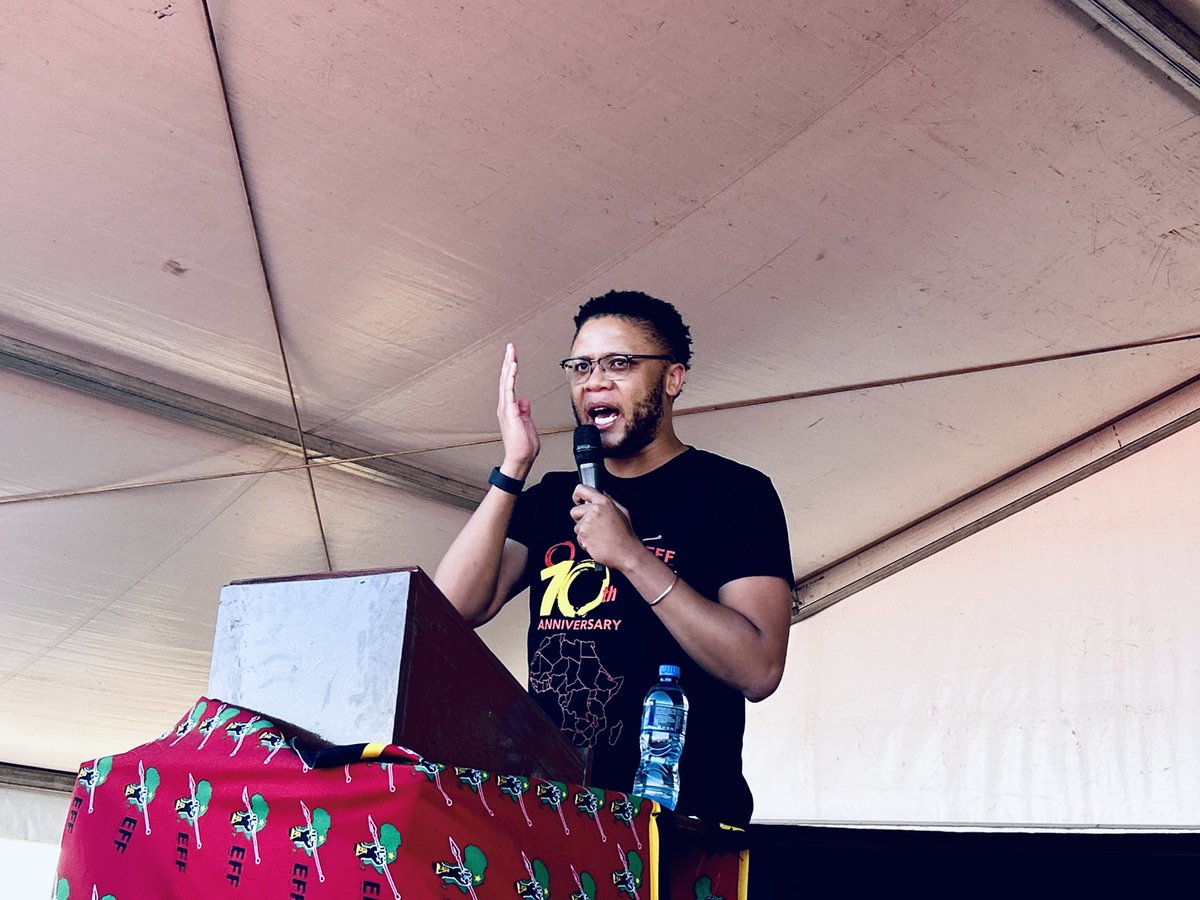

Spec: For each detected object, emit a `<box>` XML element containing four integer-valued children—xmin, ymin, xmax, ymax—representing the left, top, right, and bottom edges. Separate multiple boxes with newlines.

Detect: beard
<box><xmin>573</xmin><ymin>378</ymin><xmax>666</xmax><ymax>459</ymax></box>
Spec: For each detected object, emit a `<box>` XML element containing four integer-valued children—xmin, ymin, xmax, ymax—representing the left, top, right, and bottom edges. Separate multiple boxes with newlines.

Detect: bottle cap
<box><xmin>659</xmin><ymin>664</ymin><xmax>681</xmax><ymax>678</ymax></box>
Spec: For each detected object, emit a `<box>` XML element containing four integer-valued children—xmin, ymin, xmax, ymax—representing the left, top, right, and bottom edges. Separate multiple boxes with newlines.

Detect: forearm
<box><xmin>569</xmin><ymin>484</ymin><xmax>791</xmax><ymax>699</ymax></box>
<box><xmin>437</xmin><ymin>341</ymin><xmax>540</xmax><ymax>624</ymax></box>
<box><xmin>433</xmin><ymin>484</ymin><xmax>522</xmax><ymax>625</ymax></box>
<box><xmin>619</xmin><ymin>552</ymin><xmax>791</xmax><ymax>701</ymax></box>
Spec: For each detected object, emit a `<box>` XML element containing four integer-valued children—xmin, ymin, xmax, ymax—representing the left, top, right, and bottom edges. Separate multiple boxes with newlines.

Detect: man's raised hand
<box><xmin>497</xmin><ymin>343</ymin><xmax>540</xmax><ymax>479</ymax></box>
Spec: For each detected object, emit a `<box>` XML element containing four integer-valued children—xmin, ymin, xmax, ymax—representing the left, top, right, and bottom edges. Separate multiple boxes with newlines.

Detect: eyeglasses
<box><xmin>559</xmin><ymin>353</ymin><xmax>674</xmax><ymax>384</ymax></box>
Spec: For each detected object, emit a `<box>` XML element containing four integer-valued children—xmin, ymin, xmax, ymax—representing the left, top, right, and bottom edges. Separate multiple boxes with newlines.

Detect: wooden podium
<box><xmin>207</xmin><ymin>566</ymin><xmax>589</xmax><ymax>784</ymax></box>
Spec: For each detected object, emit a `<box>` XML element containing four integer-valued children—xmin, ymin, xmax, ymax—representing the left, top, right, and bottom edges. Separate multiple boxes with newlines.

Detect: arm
<box><xmin>433</xmin><ymin>343</ymin><xmax>537</xmax><ymax>626</ymax></box>
<box><xmin>434</xmin><ymin>496</ymin><xmax>530</xmax><ymax>626</ymax></box>
<box><xmin>570</xmin><ymin>485</ymin><xmax>792</xmax><ymax>701</ymax></box>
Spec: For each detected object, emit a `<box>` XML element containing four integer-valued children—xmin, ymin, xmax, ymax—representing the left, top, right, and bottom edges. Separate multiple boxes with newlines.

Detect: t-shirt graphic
<box><xmin>508</xmin><ymin>448</ymin><xmax>793</xmax><ymax>825</ymax></box>
<box><xmin>529</xmin><ymin>634</ymin><xmax>624</xmax><ymax>748</ymax></box>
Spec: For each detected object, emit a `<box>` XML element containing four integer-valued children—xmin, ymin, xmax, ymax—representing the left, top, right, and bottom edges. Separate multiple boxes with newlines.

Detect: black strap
<box><xmin>488</xmin><ymin>466</ymin><xmax>525</xmax><ymax>494</ymax></box>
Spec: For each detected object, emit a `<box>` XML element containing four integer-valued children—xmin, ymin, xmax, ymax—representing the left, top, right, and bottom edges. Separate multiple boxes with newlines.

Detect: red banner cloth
<box><xmin>55</xmin><ymin>698</ymin><xmax>746</xmax><ymax>900</ymax></box>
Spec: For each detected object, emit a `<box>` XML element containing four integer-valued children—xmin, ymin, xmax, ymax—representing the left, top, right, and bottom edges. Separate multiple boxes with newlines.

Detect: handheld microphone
<box><xmin>573</xmin><ymin>424</ymin><xmax>609</xmax><ymax>580</ymax></box>
<box><xmin>573</xmin><ymin>424</ymin><xmax>605</xmax><ymax>493</ymax></box>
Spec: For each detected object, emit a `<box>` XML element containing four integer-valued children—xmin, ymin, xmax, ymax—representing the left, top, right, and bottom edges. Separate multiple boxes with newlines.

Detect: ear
<box><xmin>664</xmin><ymin>362</ymin><xmax>687</xmax><ymax>399</ymax></box>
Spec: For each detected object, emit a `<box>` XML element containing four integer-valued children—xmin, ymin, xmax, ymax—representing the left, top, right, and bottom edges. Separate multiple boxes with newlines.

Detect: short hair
<box><xmin>573</xmin><ymin>290</ymin><xmax>693</xmax><ymax>369</ymax></box>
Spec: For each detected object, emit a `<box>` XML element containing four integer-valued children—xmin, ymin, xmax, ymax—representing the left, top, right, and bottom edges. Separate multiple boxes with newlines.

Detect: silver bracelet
<box><xmin>647</xmin><ymin>573</ymin><xmax>679</xmax><ymax>608</ymax></box>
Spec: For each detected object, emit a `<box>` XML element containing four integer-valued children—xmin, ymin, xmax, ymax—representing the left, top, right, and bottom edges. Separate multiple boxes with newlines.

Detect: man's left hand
<box><xmin>570</xmin><ymin>484</ymin><xmax>642</xmax><ymax>570</ymax></box>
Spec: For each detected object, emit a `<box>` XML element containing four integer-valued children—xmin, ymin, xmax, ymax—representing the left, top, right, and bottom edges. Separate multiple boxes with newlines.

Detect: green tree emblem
<box><xmin>536</xmin><ymin>781</ymin><xmax>570</xmax><ymax>835</ymax></box>
<box><xmin>230</xmin><ymin>787</ymin><xmax>269</xmax><ymax>864</ymax></box>
<box><xmin>455</xmin><ymin>767</ymin><xmax>494</xmax><ymax>816</ymax></box>
<box><xmin>694</xmin><ymin>875</ymin><xmax>725</xmax><ymax>900</ymax></box>
<box><xmin>225</xmin><ymin>716</ymin><xmax>274</xmax><ymax>758</ymax></box>
<box><xmin>54</xmin><ymin>877</ymin><xmax>69</xmax><ymax>900</ymax></box>
<box><xmin>174</xmin><ymin>774</ymin><xmax>212</xmax><ymax>848</ymax></box>
<box><xmin>77</xmin><ymin>756</ymin><xmax>112</xmax><ymax>814</ymax></box>
<box><xmin>612</xmin><ymin>845</ymin><xmax>643</xmax><ymax>899</ymax></box>
<box><xmin>355</xmin><ymin>815</ymin><xmax>402</xmax><ymax>900</ymax></box>
<box><xmin>123</xmin><ymin>761</ymin><xmax>159</xmax><ymax>835</ymax></box>
<box><xmin>289</xmin><ymin>801</ymin><xmax>331</xmax><ymax>882</ymax></box>
<box><xmin>516</xmin><ymin>852</ymin><xmax>550</xmax><ymax>900</ymax></box>
<box><xmin>573</xmin><ymin>787</ymin><xmax>607</xmax><ymax>842</ymax></box>
<box><xmin>433</xmin><ymin>837</ymin><xmax>487</xmax><ymax>899</ymax></box>
<box><xmin>610</xmin><ymin>795</ymin><xmax>643</xmax><ymax>850</ymax></box>
<box><xmin>170</xmin><ymin>701</ymin><xmax>208</xmax><ymax>746</ymax></box>
<box><xmin>497</xmin><ymin>774</ymin><xmax>532</xmax><ymax>826</ymax></box>
<box><xmin>570</xmin><ymin>866</ymin><xmax>597</xmax><ymax>900</ymax></box>
<box><xmin>196</xmin><ymin>704</ymin><xmax>239</xmax><ymax>750</ymax></box>
<box><xmin>413</xmin><ymin>755</ymin><xmax>453</xmax><ymax>806</ymax></box>
<box><xmin>259</xmin><ymin>731</ymin><xmax>287</xmax><ymax>764</ymax></box>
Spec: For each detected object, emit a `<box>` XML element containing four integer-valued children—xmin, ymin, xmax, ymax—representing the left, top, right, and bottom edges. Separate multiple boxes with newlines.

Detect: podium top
<box><xmin>210</xmin><ymin>565</ymin><xmax>589</xmax><ymax>784</ymax></box>
<box><xmin>227</xmin><ymin>564</ymin><xmax>423</xmax><ymax>586</ymax></box>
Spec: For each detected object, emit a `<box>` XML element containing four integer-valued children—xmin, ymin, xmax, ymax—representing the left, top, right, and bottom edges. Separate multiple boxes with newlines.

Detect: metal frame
<box><xmin>1068</xmin><ymin>0</ymin><xmax>1200</xmax><ymax>102</ymax></box>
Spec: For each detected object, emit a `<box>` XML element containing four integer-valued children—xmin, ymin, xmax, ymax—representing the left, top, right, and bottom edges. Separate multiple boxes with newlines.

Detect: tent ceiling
<box><xmin>1</xmin><ymin>0</ymin><xmax>1198</xmax><ymax>773</ymax></box>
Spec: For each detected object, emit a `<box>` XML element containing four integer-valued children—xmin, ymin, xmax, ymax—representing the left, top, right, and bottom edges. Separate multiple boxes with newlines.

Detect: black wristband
<box><xmin>488</xmin><ymin>466</ymin><xmax>525</xmax><ymax>495</ymax></box>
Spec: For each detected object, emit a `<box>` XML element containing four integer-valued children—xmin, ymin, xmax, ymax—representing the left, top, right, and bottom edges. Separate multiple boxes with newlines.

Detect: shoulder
<box><xmin>522</xmin><ymin>469</ymin><xmax>577</xmax><ymax>500</ymax></box>
<box><xmin>529</xmin><ymin>469</ymin><xmax>576</xmax><ymax>489</ymax></box>
<box><xmin>682</xmin><ymin>448</ymin><xmax>776</xmax><ymax>487</ymax></box>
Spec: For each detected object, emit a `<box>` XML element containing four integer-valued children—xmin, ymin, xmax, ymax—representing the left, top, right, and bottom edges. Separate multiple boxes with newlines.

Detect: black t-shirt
<box><xmin>507</xmin><ymin>447</ymin><xmax>792</xmax><ymax>825</ymax></box>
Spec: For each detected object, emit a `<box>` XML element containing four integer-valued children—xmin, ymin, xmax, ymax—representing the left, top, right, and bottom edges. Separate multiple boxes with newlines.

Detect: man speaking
<box><xmin>435</xmin><ymin>290</ymin><xmax>793</xmax><ymax>826</ymax></box>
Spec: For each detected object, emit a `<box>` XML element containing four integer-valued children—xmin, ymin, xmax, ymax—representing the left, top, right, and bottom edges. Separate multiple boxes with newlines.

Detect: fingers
<box><xmin>498</xmin><ymin>343</ymin><xmax>516</xmax><ymax>410</ymax></box>
<box><xmin>570</xmin><ymin>489</ymin><xmax>602</xmax><ymax>523</ymax></box>
<box><xmin>572</xmin><ymin>484</ymin><xmax>603</xmax><ymax>505</ymax></box>
<box><xmin>497</xmin><ymin>342</ymin><xmax>540</xmax><ymax>472</ymax></box>
<box><xmin>570</xmin><ymin>489</ymin><xmax>637</xmax><ymax>569</ymax></box>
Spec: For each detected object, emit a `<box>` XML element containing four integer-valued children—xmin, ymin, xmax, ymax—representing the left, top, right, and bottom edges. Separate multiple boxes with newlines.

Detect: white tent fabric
<box><xmin>1</xmin><ymin>0</ymin><xmax>1199</xmax><ymax>817</ymax></box>
<box><xmin>748</xmin><ymin>417</ymin><xmax>1200</xmax><ymax>825</ymax></box>
<box><xmin>0</xmin><ymin>786</ymin><xmax>69</xmax><ymax>845</ymax></box>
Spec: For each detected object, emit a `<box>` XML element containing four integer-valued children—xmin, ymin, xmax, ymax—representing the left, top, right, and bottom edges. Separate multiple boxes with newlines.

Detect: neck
<box><xmin>604</xmin><ymin>422</ymin><xmax>687</xmax><ymax>478</ymax></box>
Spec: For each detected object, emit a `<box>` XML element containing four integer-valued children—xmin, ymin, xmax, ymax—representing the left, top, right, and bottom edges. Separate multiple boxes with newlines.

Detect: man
<box><xmin>434</xmin><ymin>290</ymin><xmax>793</xmax><ymax>826</ymax></box>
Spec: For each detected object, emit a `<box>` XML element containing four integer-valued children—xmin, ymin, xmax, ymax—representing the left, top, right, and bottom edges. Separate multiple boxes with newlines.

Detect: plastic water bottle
<box><xmin>632</xmin><ymin>664</ymin><xmax>688</xmax><ymax>810</ymax></box>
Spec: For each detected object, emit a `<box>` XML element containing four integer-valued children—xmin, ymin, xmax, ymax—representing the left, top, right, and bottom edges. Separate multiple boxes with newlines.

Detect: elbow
<box><xmin>743</xmin><ymin>628</ymin><xmax>788</xmax><ymax>701</ymax></box>
<box><xmin>432</xmin><ymin>573</ymin><xmax>463</xmax><ymax>615</ymax></box>
<box><xmin>743</xmin><ymin>660</ymin><xmax>784</xmax><ymax>703</ymax></box>
<box><xmin>432</xmin><ymin>573</ymin><xmax>489</xmax><ymax>627</ymax></box>
<box><xmin>744</xmin><ymin>683</ymin><xmax>778</xmax><ymax>703</ymax></box>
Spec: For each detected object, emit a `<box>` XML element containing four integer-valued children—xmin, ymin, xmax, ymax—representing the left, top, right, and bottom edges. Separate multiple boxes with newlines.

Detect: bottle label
<box><xmin>645</xmin><ymin>703</ymin><xmax>685</xmax><ymax>732</ymax></box>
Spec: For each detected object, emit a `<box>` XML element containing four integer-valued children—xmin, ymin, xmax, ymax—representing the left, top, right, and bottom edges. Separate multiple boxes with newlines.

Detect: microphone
<box><xmin>573</xmin><ymin>424</ymin><xmax>605</xmax><ymax>493</ymax></box>
<box><xmin>573</xmin><ymin>424</ymin><xmax>609</xmax><ymax>580</ymax></box>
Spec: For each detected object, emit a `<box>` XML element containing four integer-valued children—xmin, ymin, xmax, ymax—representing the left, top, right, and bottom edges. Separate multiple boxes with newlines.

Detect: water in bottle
<box><xmin>632</xmin><ymin>664</ymin><xmax>688</xmax><ymax>810</ymax></box>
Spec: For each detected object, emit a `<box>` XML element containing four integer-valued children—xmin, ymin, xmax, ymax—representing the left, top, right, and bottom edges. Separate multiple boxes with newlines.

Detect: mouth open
<box><xmin>588</xmin><ymin>405</ymin><xmax>620</xmax><ymax>430</ymax></box>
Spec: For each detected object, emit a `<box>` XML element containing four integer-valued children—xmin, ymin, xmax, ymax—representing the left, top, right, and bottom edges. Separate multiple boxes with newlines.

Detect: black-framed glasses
<box><xmin>558</xmin><ymin>353</ymin><xmax>674</xmax><ymax>384</ymax></box>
